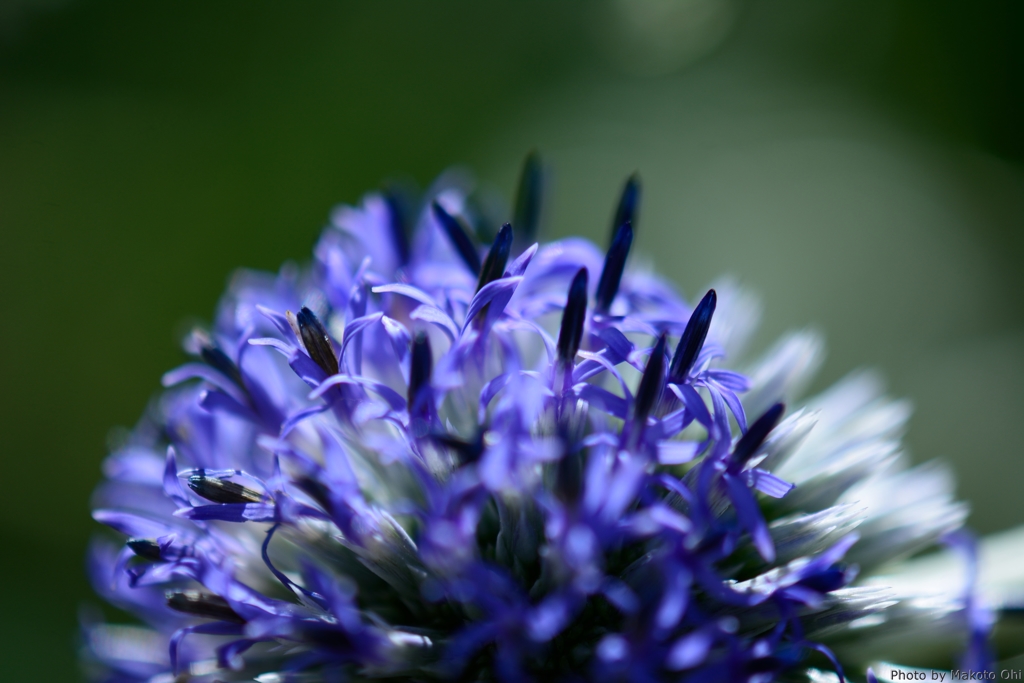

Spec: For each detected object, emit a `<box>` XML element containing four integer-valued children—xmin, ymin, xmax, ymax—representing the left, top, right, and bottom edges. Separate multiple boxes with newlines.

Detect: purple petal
<box><xmin>574</xmin><ymin>350</ymin><xmax>631</xmax><ymax>398</ymax></box>
<box><xmin>248</xmin><ymin>337</ymin><xmax>293</xmax><ymax>355</ymax></box>
<box><xmin>170</xmin><ymin>622</ymin><xmax>243</xmax><ymax>675</ymax></box>
<box><xmin>310</xmin><ymin>375</ymin><xmax>406</xmax><ymax>411</ymax></box>
<box><xmin>527</xmin><ymin>594</ymin><xmax>574</xmax><ymax>642</ymax></box>
<box><xmin>217</xmin><ymin>638</ymin><xmax>258</xmax><ymax>670</ymax></box>
<box><xmin>175</xmin><ymin>503</ymin><xmax>277</xmax><ymax>522</ymax></box>
<box><xmin>502</xmin><ymin>318</ymin><xmax>557</xmax><ymax>364</ymax></box>
<box><xmin>478</xmin><ymin>439</ymin><xmax>512</xmax><ymax>491</ymax></box>
<box><xmin>657</xmin><ymin>440</ymin><xmax>701</xmax><ymax>465</ymax></box>
<box><xmin>657</xmin><ymin>473</ymin><xmax>697</xmax><ymax>506</ymax></box>
<box><xmin>462</xmin><ymin>276</ymin><xmax>523</xmax><ymax>330</ymax></box>
<box><xmin>716</xmin><ymin>385</ymin><xmax>748</xmax><ymax>433</ymax></box>
<box><xmin>162</xmin><ymin>362</ymin><xmax>248</xmax><ymax>407</ymax></box>
<box><xmin>281</xmin><ymin>404</ymin><xmax>329</xmax><ymax>436</ymax></box>
<box><xmin>577</xmin><ymin>384</ymin><xmax>629</xmax><ymax>419</ymax></box>
<box><xmin>802</xmin><ymin>642</ymin><xmax>846</xmax><ymax>683</ymax></box>
<box><xmin>372</xmin><ymin>283</ymin><xmax>438</xmax><ymax>307</ymax></box>
<box><xmin>287</xmin><ymin>348</ymin><xmax>329</xmax><ymax>388</ymax></box>
<box><xmin>669</xmin><ymin>383</ymin><xmax>712</xmax><ymax>428</ymax></box>
<box><xmin>381</xmin><ymin>316</ymin><xmax>411</xmax><ymax>363</ymax></box>
<box><xmin>92</xmin><ymin>509</ymin><xmax>175</xmax><ymax>539</ymax></box>
<box><xmin>256</xmin><ymin>305</ymin><xmax>295</xmax><ymax>339</ymax></box>
<box><xmin>102</xmin><ymin>448</ymin><xmax>164</xmax><ymax>485</ymax></box>
<box><xmin>507</xmin><ymin>243</ymin><xmax>538</xmax><ymax>277</ymax></box>
<box><xmin>596</xmin><ymin>327</ymin><xmax>634</xmax><ymax>362</ymax></box>
<box><xmin>705</xmin><ymin>369</ymin><xmax>751</xmax><ymax>392</ymax></box>
<box><xmin>200</xmin><ymin>389</ymin><xmax>258</xmax><ymax>422</ymax></box>
<box><xmin>647</xmin><ymin>504</ymin><xmax>693</xmax><ymax>535</ymax></box>
<box><xmin>707</xmin><ymin>384</ymin><xmax>731</xmax><ymax>445</ymax></box>
<box><xmin>602</xmin><ymin>581</ymin><xmax>639</xmax><ymax>615</ymax></box>
<box><xmin>944</xmin><ymin>530</ymin><xmax>996</xmax><ymax>673</ymax></box>
<box><xmin>724</xmin><ymin>473</ymin><xmax>775</xmax><ymax>562</ymax></box>
<box><xmin>655</xmin><ymin>565</ymin><xmax>692</xmax><ymax>631</ymax></box>
<box><xmin>666</xmin><ymin>628</ymin><xmax>714</xmax><ymax>670</ymax></box>
<box><xmin>340</xmin><ymin>312</ymin><xmax>384</xmax><ymax>366</ymax></box>
<box><xmin>749</xmin><ymin>469</ymin><xmax>794</xmax><ymax>498</ymax></box>
<box><xmin>162</xmin><ymin>447</ymin><xmax>189</xmax><ymax>508</ymax></box>
<box><xmin>479</xmin><ymin>373</ymin><xmax>513</xmax><ymax>420</ymax></box>
<box><xmin>652</xmin><ymin>407</ymin><xmax>695</xmax><ymax>440</ymax></box>
<box><xmin>409</xmin><ymin>304</ymin><xmax>459</xmax><ymax>341</ymax></box>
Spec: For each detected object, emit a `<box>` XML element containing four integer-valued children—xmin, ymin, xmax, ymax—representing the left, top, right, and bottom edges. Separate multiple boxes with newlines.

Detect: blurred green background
<box><xmin>1</xmin><ymin>1</ymin><xmax>1022</xmax><ymax>679</ymax></box>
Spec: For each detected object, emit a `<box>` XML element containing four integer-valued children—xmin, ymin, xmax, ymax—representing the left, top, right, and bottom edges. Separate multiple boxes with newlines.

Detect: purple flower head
<box><xmin>85</xmin><ymin>159</ymin><xmax>991</xmax><ymax>683</ymax></box>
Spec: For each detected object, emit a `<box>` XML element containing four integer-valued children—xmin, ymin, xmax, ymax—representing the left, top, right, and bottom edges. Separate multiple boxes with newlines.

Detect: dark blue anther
<box><xmin>557</xmin><ymin>268</ymin><xmax>589</xmax><ymax>364</ymax></box>
<box><xmin>595</xmin><ymin>221</ymin><xmax>633</xmax><ymax>313</ymax></box>
<box><xmin>513</xmin><ymin>150</ymin><xmax>543</xmax><ymax>247</ymax></box>
<box><xmin>611</xmin><ymin>172</ymin><xmax>641</xmax><ymax>243</ymax></box>
<box><xmin>127</xmin><ymin>538</ymin><xmax>163</xmax><ymax>561</ymax></box>
<box><xmin>187</xmin><ymin>474</ymin><xmax>263</xmax><ymax>504</ymax></box>
<box><xmin>555</xmin><ymin>443</ymin><xmax>583</xmax><ymax>505</ymax></box>
<box><xmin>408</xmin><ymin>332</ymin><xmax>432</xmax><ymax>409</ymax></box>
<box><xmin>554</xmin><ymin>411</ymin><xmax>588</xmax><ymax>504</ymax></box>
<box><xmin>799</xmin><ymin>564</ymin><xmax>850</xmax><ymax>593</ymax></box>
<box><xmin>432</xmin><ymin>201</ymin><xmax>481</xmax><ymax>277</ymax></box>
<box><xmin>199</xmin><ymin>343</ymin><xmax>245</xmax><ymax>388</ymax></box>
<box><xmin>633</xmin><ymin>334</ymin><xmax>668</xmax><ymax>425</ymax></box>
<box><xmin>729</xmin><ymin>402</ymin><xmax>785</xmax><ymax>471</ymax></box>
<box><xmin>432</xmin><ymin>431</ymin><xmax>484</xmax><ymax>466</ymax></box>
<box><xmin>166</xmin><ymin>590</ymin><xmax>245</xmax><ymax>623</ymax></box>
<box><xmin>477</xmin><ymin>223</ymin><xmax>514</xmax><ymax>292</ymax></box>
<box><xmin>296</xmin><ymin>476</ymin><xmax>332</xmax><ymax>512</ymax></box>
<box><xmin>383</xmin><ymin>188</ymin><xmax>412</xmax><ymax>266</ymax></box>
<box><xmin>554</xmin><ymin>400</ymin><xmax>588</xmax><ymax>503</ymax></box>
<box><xmin>669</xmin><ymin>289</ymin><xmax>716</xmax><ymax>382</ymax></box>
<box><xmin>296</xmin><ymin>306</ymin><xmax>339</xmax><ymax>377</ymax></box>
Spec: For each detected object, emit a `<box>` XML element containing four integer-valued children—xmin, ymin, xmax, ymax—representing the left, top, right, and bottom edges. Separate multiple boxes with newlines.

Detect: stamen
<box><xmin>557</xmin><ymin>268</ymin><xmax>589</xmax><ymax>363</ymax></box>
<box><xmin>199</xmin><ymin>343</ymin><xmax>245</xmax><ymax>388</ymax></box>
<box><xmin>296</xmin><ymin>476</ymin><xmax>332</xmax><ymax>512</ymax></box>
<box><xmin>408</xmin><ymin>332</ymin><xmax>432</xmax><ymax>409</ymax></box>
<box><xmin>383</xmin><ymin>186</ymin><xmax>412</xmax><ymax>266</ymax></box>
<box><xmin>126</xmin><ymin>538</ymin><xmax>163</xmax><ymax>561</ymax></box>
<box><xmin>187</xmin><ymin>474</ymin><xmax>263</xmax><ymax>504</ymax></box>
<box><xmin>554</xmin><ymin>445</ymin><xmax>583</xmax><ymax>505</ymax></box>
<box><xmin>432</xmin><ymin>432</ymin><xmax>484</xmax><ymax>465</ymax></box>
<box><xmin>165</xmin><ymin>590</ymin><xmax>245</xmax><ymax>623</ymax></box>
<box><xmin>432</xmin><ymin>201</ymin><xmax>481</xmax><ymax>276</ymax></box>
<box><xmin>611</xmin><ymin>173</ymin><xmax>641</xmax><ymax>243</ymax></box>
<box><xmin>512</xmin><ymin>150</ymin><xmax>543</xmax><ymax>247</ymax></box>
<box><xmin>595</xmin><ymin>221</ymin><xmax>633</xmax><ymax>313</ymax></box>
<box><xmin>633</xmin><ymin>334</ymin><xmax>668</xmax><ymax>425</ymax></box>
<box><xmin>730</xmin><ymin>402</ymin><xmax>785</xmax><ymax>470</ymax></box>
<box><xmin>296</xmin><ymin>306</ymin><xmax>339</xmax><ymax>377</ymax></box>
<box><xmin>669</xmin><ymin>289</ymin><xmax>716</xmax><ymax>382</ymax></box>
<box><xmin>477</xmin><ymin>223</ymin><xmax>513</xmax><ymax>292</ymax></box>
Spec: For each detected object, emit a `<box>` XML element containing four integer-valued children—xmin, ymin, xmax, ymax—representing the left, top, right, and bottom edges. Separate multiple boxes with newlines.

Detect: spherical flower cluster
<box><xmin>85</xmin><ymin>162</ymin><xmax>990</xmax><ymax>682</ymax></box>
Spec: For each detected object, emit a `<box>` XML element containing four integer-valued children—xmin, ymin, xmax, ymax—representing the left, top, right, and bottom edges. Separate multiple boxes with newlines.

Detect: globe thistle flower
<box><xmin>85</xmin><ymin>161</ymin><xmax>999</xmax><ymax>683</ymax></box>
